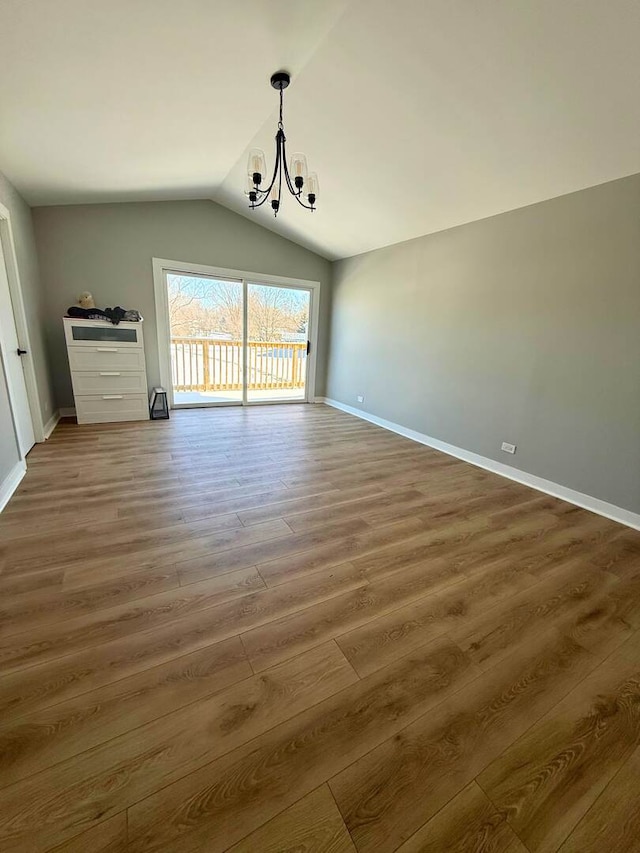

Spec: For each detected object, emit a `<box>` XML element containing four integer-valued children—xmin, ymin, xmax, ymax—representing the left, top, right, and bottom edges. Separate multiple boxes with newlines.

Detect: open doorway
<box><xmin>155</xmin><ymin>260</ymin><xmax>319</xmax><ymax>408</ymax></box>
<box><xmin>0</xmin><ymin>206</ymin><xmax>40</xmax><ymax>457</ymax></box>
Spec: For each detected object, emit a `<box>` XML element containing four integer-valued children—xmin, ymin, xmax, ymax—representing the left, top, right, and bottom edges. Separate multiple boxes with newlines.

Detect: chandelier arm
<box><xmin>266</xmin><ymin>133</ymin><xmax>283</xmax><ymax>193</ymax></box>
<box><xmin>250</xmin><ymin>191</ymin><xmax>273</xmax><ymax>209</ymax></box>
<box><xmin>280</xmin><ymin>137</ymin><xmax>298</xmax><ymax>196</ymax></box>
<box><xmin>291</xmin><ymin>193</ymin><xmax>316</xmax><ymax>210</ymax></box>
<box><xmin>275</xmin><ymin>137</ymin><xmax>284</xmax><ymax>216</ymax></box>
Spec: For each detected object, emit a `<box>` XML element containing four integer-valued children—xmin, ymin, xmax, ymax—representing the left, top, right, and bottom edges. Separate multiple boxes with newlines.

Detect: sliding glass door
<box><xmin>167</xmin><ymin>273</ymin><xmax>244</xmax><ymax>405</ymax></box>
<box><xmin>246</xmin><ymin>283</ymin><xmax>310</xmax><ymax>403</ymax></box>
<box><xmin>165</xmin><ymin>271</ymin><xmax>312</xmax><ymax>407</ymax></box>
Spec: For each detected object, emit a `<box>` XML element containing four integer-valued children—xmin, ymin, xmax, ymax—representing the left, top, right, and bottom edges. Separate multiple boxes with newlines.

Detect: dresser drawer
<box><xmin>68</xmin><ymin>347</ymin><xmax>146</xmax><ymax>372</ymax></box>
<box><xmin>64</xmin><ymin>321</ymin><xmax>143</xmax><ymax>347</ymax></box>
<box><xmin>75</xmin><ymin>393</ymin><xmax>149</xmax><ymax>424</ymax></box>
<box><xmin>71</xmin><ymin>371</ymin><xmax>147</xmax><ymax>396</ymax></box>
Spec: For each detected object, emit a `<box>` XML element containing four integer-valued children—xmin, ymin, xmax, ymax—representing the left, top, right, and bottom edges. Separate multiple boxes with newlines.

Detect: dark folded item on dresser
<box><xmin>66</xmin><ymin>306</ymin><xmax>141</xmax><ymax>324</ymax></box>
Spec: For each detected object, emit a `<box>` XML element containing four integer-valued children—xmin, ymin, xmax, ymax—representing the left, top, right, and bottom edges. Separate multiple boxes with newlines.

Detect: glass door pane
<box><xmin>167</xmin><ymin>273</ymin><xmax>244</xmax><ymax>406</ymax></box>
<box><xmin>246</xmin><ymin>283</ymin><xmax>310</xmax><ymax>403</ymax></box>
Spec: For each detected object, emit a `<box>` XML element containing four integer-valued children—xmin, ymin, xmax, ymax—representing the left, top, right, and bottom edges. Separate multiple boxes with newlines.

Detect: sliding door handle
<box><xmin>17</xmin><ymin>348</ymin><xmax>28</xmax><ymax>356</ymax></box>
<box><xmin>306</xmin><ymin>340</ymin><xmax>311</xmax><ymax>355</ymax></box>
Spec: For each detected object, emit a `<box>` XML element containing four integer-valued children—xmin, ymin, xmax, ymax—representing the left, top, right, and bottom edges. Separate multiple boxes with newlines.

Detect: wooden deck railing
<box><xmin>170</xmin><ymin>337</ymin><xmax>307</xmax><ymax>392</ymax></box>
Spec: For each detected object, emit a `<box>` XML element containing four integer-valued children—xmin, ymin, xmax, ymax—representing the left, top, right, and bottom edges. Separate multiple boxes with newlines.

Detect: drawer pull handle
<box><xmin>96</xmin><ymin>347</ymin><xmax>119</xmax><ymax>352</ymax></box>
<box><xmin>102</xmin><ymin>395</ymin><xmax>124</xmax><ymax>399</ymax></box>
<box><xmin>99</xmin><ymin>372</ymin><xmax>121</xmax><ymax>376</ymax></box>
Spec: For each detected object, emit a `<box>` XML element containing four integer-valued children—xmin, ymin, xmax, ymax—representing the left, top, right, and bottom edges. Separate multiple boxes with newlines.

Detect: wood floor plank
<box><xmin>451</xmin><ymin>561</ymin><xmax>620</xmax><ymax>672</ymax></box>
<box><xmin>0</xmin><ymin>502</ymin><xmax>177</xmax><ymax>548</ymax></box>
<box><xmin>0</xmin><ymin>566</ymin><xmax>266</xmax><ymax>673</ymax></box>
<box><xmin>0</xmin><ymin>635</ymin><xmax>252</xmax><ymax>787</ymax></box>
<box><xmin>176</xmin><ymin>516</ymin><xmax>372</xmax><ymax>585</ymax></box>
<box><xmin>0</xmin><ymin>506</ymin><xmax>119</xmax><ymax>541</ymax></box>
<box><xmin>256</xmin><ymin>516</ymin><xmax>429</xmax><ymax>587</ymax></box>
<box><xmin>336</xmin><ymin>556</ymin><xmax>541</xmax><ymax>677</ymax></box>
<box><xmin>226</xmin><ymin>785</ymin><xmax>356</xmax><ymax>853</ymax></box>
<box><xmin>0</xmin><ymin>566</ymin><xmax>180</xmax><ymax>638</ymax></box>
<box><xmin>49</xmin><ymin>813</ymin><xmax>127</xmax><ymax>853</ymax></box>
<box><xmin>0</xmin><ymin>561</ymin><xmax>363</xmax><ymax>720</ymax></box>
<box><xmin>61</xmin><ymin>517</ymin><xmax>289</xmax><ymax>589</ymax></box>
<box><xmin>0</xmin><ymin>642</ymin><xmax>357</xmax><ymax>852</ymax></box>
<box><xmin>2</xmin><ymin>512</ymin><xmax>249</xmax><ymax>581</ymax></box>
<box><xmin>223</xmin><ymin>483</ymin><xmax>384</xmax><ymax>527</ymax></box>
<box><xmin>283</xmin><ymin>488</ymin><xmax>434</xmax><ymax>534</ymax></box>
<box><xmin>329</xmin><ymin>633</ymin><xmax>600</xmax><ymax>853</ymax></box>
<box><xmin>556</xmin><ymin>744</ymin><xmax>640</xmax><ymax>853</ymax></box>
<box><xmin>242</xmin><ymin>551</ymin><xmax>536</xmax><ymax>673</ymax></box>
<box><xmin>182</xmin><ymin>482</ymin><xmax>380</xmax><ymax>525</ymax></box>
<box><xmin>0</xmin><ymin>567</ymin><xmax>64</xmax><ymax>597</ymax></box>
<box><xmin>509</xmin><ymin>515</ymin><xmax>623</xmax><ymax>580</ymax></box>
<box><xmin>125</xmin><ymin>636</ymin><xmax>477</xmax><ymax>853</ymax></box>
<box><xmin>587</xmin><ymin>529</ymin><xmax>640</xmax><ymax>578</ymax></box>
<box><xmin>395</xmin><ymin>781</ymin><xmax>527</xmax><ymax>853</ymax></box>
<box><xmin>348</xmin><ymin>507</ymin><xmax>563</xmax><ymax>586</ymax></box>
<box><xmin>120</xmin><ymin>477</ymin><xmax>323</xmax><ymax>520</ymax></box>
<box><xmin>571</xmin><ymin>564</ymin><xmax>640</xmax><ymax>657</ymax></box>
<box><xmin>478</xmin><ymin>632</ymin><xmax>640</xmax><ymax>853</ymax></box>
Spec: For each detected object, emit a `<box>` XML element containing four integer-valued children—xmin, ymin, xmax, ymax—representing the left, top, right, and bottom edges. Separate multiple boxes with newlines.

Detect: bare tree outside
<box><xmin>167</xmin><ymin>275</ymin><xmax>308</xmax><ymax>342</ymax></box>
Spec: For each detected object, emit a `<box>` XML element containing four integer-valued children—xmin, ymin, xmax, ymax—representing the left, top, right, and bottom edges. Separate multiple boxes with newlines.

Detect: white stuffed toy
<box><xmin>78</xmin><ymin>291</ymin><xmax>96</xmax><ymax>309</ymax></box>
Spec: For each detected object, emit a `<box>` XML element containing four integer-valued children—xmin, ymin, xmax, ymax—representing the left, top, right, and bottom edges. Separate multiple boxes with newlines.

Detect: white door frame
<box><xmin>152</xmin><ymin>257</ymin><xmax>321</xmax><ymax>408</ymax></box>
<box><xmin>0</xmin><ymin>201</ymin><xmax>44</xmax><ymax>448</ymax></box>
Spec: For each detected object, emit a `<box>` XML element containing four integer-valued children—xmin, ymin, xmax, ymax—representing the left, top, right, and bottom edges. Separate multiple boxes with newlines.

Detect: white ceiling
<box><xmin>1</xmin><ymin>0</ymin><xmax>639</xmax><ymax>260</ymax></box>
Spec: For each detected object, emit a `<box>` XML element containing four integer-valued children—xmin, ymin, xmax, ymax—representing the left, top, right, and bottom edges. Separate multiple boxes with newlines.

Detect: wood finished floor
<box><xmin>1</xmin><ymin>404</ymin><xmax>640</xmax><ymax>852</ymax></box>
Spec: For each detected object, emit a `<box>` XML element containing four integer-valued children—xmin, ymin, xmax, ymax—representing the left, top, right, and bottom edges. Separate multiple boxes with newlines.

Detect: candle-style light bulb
<box><xmin>306</xmin><ymin>172</ymin><xmax>319</xmax><ymax>208</ymax></box>
<box><xmin>247</xmin><ymin>149</ymin><xmax>266</xmax><ymax>185</ymax></box>
<box><xmin>290</xmin><ymin>153</ymin><xmax>308</xmax><ymax>192</ymax></box>
<box><xmin>269</xmin><ymin>182</ymin><xmax>280</xmax><ymax>215</ymax></box>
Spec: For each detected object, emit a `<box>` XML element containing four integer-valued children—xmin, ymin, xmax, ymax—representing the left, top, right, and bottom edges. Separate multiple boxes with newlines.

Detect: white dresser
<box><xmin>63</xmin><ymin>317</ymin><xmax>149</xmax><ymax>424</ymax></box>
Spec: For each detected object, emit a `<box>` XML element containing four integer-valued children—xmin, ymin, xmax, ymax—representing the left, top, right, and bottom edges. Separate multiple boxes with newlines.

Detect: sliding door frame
<box><xmin>152</xmin><ymin>257</ymin><xmax>320</xmax><ymax>409</ymax></box>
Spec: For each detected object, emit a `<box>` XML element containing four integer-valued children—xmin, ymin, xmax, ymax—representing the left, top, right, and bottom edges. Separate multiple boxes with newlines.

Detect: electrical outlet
<box><xmin>357</xmin><ymin>395</ymin><xmax>364</xmax><ymax>404</ymax></box>
<box><xmin>501</xmin><ymin>441</ymin><xmax>516</xmax><ymax>455</ymax></box>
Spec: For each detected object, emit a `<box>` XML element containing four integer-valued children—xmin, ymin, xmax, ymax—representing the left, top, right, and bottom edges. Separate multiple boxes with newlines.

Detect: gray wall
<box><xmin>0</xmin><ymin>169</ymin><xmax>55</xmax><ymax>485</ymax></box>
<box><xmin>33</xmin><ymin>200</ymin><xmax>332</xmax><ymax>409</ymax></box>
<box><xmin>328</xmin><ymin>173</ymin><xmax>640</xmax><ymax>514</ymax></box>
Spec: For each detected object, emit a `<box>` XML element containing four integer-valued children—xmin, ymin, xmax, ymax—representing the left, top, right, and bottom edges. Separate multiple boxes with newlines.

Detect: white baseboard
<box><xmin>0</xmin><ymin>459</ymin><xmax>27</xmax><ymax>513</ymax></box>
<box><xmin>42</xmin><ymin>410</ymin><xmax>60</xmax><ymax>439</ymax></box>
<box><xmin>321</xmin><ymin>397</ymin><xmax>640</xmax><ymax>532</ymax></box>
<box><xmin>59</xmin><ymin>407</ymin><xmax>77</xmax><ymax>418</ymax></box>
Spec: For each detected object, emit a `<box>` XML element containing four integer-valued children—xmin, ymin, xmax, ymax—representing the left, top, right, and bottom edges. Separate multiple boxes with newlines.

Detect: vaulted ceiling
<box><xmin>1</xmin><ymin>0</ymin><xmax>639</xmax><ymax>259</ymax></box>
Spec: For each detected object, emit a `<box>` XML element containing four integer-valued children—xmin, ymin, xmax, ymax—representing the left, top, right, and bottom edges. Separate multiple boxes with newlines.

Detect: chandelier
<box><xmin>246</xmin><ymin>71</ymin><xmax>319</xmax><ymax>217</ymax></box>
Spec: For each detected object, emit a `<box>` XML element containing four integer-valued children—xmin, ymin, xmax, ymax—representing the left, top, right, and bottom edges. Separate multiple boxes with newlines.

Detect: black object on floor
<box><xmin>150</xmin><ymin>387</ymin><xmax>169</xmax><ymax>420</ymax></box>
